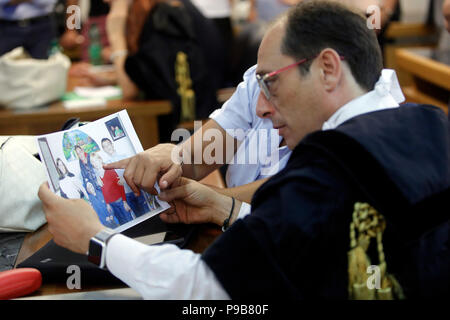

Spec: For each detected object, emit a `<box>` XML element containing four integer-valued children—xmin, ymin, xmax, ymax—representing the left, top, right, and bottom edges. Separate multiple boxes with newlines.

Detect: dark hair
<box><xmin>281</xmin><ymin>0</ymin><xmax>383</xmax><ymax>91</ymax></box>
<box><xmin>101</xmin><ymin>137</ymin><xmax>112</xmax><ymax>146</ymax></box>
<box><xmin>56</xmin><ymin>158</ymin><xmax>74</xmax><ymax>179</ymax></box>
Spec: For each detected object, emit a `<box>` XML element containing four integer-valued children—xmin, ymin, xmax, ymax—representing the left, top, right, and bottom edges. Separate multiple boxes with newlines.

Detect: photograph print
<box><xmin>105</xmin><ymin>117</ymin><xmax>126</xmax><ymax>141</ymax></box>
<box><xmin>36</xmin><ymin>110</ymin><xmax>170</xmax><ymax>233</ymax></box>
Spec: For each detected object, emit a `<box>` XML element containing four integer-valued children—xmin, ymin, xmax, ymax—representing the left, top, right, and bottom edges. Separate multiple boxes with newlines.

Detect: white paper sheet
<box><xmin>35</xmin><ymin>110</ymin><xmax>170</xmax><ymax>233</ymax></box>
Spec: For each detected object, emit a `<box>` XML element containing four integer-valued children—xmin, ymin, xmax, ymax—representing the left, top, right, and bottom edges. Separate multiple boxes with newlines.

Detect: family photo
<box><xmin>37</xmin><ymin>111</ymin><xmax>168</xmax><ymax>232</ymax></box>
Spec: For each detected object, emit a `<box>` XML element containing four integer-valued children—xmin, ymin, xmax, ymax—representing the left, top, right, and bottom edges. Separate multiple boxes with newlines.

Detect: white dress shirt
<box><xmin>210</xmin><ymin>66</ymin><xmax>292</xmax><ymax>219</ymax></box>
<box><xmin>210</xmin><ymin>65</ymin><xmax>291</xmax><ymax>189</ymax></box>
<box><xmin>322</xmin><ymin>69</ymin><xmax>404</xmax><ymax>130</ymax></box>
<box><xmin>105</xmin><ymin>69</ymin><xmax>405</xmax><ymax>299</ymax></box>
<box><xmin>190</xmin><ymin>0</ymin><xmax>231</xmax><ymax>18</ymax></box>
<box><xmin>0</xmin><ymin>0</ymin><xmax>57</xmax><ymax>20</ymax></box>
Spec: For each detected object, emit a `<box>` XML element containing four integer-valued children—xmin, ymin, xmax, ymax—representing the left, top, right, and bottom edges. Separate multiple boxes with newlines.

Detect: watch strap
<box><xmin>88</xmin><ymin>228</ymin><xmax>115</xmax><ymax>269</ymax></box>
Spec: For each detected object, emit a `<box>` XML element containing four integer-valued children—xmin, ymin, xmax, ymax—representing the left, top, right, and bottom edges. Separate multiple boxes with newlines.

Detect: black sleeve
<box><xmin>201</xmin><ymin>158</ymin><xmax>358</xmax><ymax>299</ymax></box>
<box><xmin>124</xmin><ymin>47</ymin><xmax>178</xmax><ymax>102</ymax></box>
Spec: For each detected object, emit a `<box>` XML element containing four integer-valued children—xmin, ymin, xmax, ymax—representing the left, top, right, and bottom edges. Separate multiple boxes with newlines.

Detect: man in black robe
<box><xmin>38</xmin><ymin>1</ymin><xmax>449</xmax><ymax>299</ymax></box>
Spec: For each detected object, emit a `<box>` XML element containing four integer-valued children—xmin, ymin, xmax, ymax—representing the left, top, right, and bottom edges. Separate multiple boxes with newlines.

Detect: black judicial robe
<box><xmin>202</xmin><ymin>103</ymin><xmax>450</xmax><ymax>299</ymax></box>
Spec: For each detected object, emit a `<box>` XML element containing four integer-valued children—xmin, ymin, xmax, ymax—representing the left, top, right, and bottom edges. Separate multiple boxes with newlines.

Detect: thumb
<box><xmin>38</xmin><ymin>182</ymin><xmax>58</xmax><ymax>204</ymax></box>
<box><xmin>159</xmin><ymin>164</ymin><xmax>183</xmax><ymax>189</ymax></box>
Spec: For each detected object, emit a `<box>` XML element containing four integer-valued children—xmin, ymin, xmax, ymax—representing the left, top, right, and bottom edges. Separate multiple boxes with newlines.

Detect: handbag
<box><xmin>0</xmin><ymin>136</ymin><xmax>47</xmax><ymax>232</ymax></box>
<box><xmin>0</xmin><ymin>47</ymin><xmax>71</xmax><ymax>110</ymax></box>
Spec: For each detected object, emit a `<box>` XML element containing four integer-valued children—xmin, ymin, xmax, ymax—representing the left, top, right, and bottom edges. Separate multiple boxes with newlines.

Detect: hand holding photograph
<box><xmin>36</xmin><ymin>110</ymin><xmax>170</xmax><ymax>233</ymax></box>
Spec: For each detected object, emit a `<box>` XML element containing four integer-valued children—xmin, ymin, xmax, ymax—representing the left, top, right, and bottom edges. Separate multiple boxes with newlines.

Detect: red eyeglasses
<box><xmin>256</xmin><ymin>55</ymin><xmax>344</xmax><ymax>100</ymax></box>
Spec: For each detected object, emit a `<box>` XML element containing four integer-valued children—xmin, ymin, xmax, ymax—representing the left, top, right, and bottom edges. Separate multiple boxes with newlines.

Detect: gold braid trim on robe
<box><xmin>175</xmin><ymin>51</ymin><xmax>196</xmax><ymax>122</ymax></box>
<box><xmin>348</xmin><ymin>202</ymin><xmax>405</xmax><ymax>300</ymax></box>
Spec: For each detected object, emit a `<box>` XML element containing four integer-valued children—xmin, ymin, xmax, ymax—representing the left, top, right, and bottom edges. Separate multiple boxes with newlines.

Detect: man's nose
<box><xmin>256</xmin><ymin>93</ymin><xmax>275</xmax><ymax>119</ymax></box>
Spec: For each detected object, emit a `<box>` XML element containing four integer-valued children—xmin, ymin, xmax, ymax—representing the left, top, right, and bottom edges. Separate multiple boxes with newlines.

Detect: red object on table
<box><xmin>0</xmin><ymin>268</ymin><xmax>42</xmax><ymax>300</ymax></box>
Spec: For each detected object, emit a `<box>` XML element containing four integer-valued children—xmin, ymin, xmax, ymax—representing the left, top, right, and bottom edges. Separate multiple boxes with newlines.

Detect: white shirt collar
<box><xmin>322</xmin><ymin>69</ymin><xmax>405</xmax><ymax>131</ymax></box>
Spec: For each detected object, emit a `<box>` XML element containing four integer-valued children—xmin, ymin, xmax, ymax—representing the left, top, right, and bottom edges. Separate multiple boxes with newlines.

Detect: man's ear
<box><xmin>316</xmin><ymin>48</ymin><xmax>342</xmax><ymax>92</ymax></box>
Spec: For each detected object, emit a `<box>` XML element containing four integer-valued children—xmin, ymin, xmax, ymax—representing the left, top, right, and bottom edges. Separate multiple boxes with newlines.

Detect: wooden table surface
<box><xmin>0</xmin><ymin>64</ymin><xmax>172</xmax><ymax>149</ymax></box>
<box><xmin>0</xmin><ymin>99</ymin><xmax>172</xmax><ymax>150</ymax></box>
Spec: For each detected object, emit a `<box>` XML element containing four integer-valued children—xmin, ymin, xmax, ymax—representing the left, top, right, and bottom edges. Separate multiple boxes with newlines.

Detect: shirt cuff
<box><xmin>237</xmin><ymin>202</ymin><xmax>251</xmax><ymax>220</ymax></box>
<box><xmin>105</xmin><ymin>234</ymin><xmax>230</xmax><ymax>299</ymax></box>
<box><xmin>106</xmin><ymin>234</ymin><xmax>150</xmax><ymax>288</ymax></box>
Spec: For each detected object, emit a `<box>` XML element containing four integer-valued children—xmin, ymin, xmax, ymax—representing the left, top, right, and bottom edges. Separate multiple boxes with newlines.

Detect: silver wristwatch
<box><xmin>87</xmin><ymin>228</ymin><xmax>115</xmax><ymax>269</ymax></box>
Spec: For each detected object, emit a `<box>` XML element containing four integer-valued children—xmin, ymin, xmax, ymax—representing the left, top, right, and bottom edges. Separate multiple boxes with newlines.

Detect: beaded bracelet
<box><xmin>222</xmin><ymin>197</ymin><xmax>235</xmax><ymax>232</ymax></box>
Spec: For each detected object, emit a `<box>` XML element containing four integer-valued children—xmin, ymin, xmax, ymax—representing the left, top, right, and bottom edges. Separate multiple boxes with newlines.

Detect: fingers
<box><xmin>158</xmin><ymin>184</ymin><xmax>190</xmax><ymax>202</ymax></box>
<box><xmin>103</xmin><ymin>157</ymin><xmax>131</xmax><ymax>170</ymax></box>
<box><xmin>159</xmin><ymin>205</ymin><xmax>180</xmax><ymax>224</ymax></box>
<box><xmin>132</xmin><ymin>160</ymin><xmax>145</xmax><ymax>191</ymax></box>
<box><xmin>38</xmin><ymin>181</ymin><xmax>105</xmax><ymax>254</ymax></box>
<box><xmin>141</xmin><ymin>169</ymin><xmax>159</xmax><ymax>195</ymax></box>
<box><xmin>111</xmin><ymin>153</ymin><xmax>162</xmax><ymax>196</ymax></box>
<box><xmin>159</xmin><ymin>212</ymin><xmax>180</xmax><ymax>224</ymax></box>
<box><xmin>105</xmin><ymin>148</ymin><xmax>179</xmax><ymax>196</ymax></box>
<box><xmin>159</xmin><ymin>163</ymin><xmax>183</xmax><ymax>190</ymax></box>
<box><xmin>121</xmin><ymin>157</ymin><xmax>140</xmax><ymax>196</ymax></box>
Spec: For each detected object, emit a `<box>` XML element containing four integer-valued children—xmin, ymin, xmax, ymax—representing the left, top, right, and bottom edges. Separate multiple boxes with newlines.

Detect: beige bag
<box><xmin>0</xmin><ymin>47</ymin><xmax>71</xmax><ymax>110</ymax></box>
<box><xmin>0</xmin><ymin>136</ymin><xmax>47</xmax><ymax>232</ymax></box>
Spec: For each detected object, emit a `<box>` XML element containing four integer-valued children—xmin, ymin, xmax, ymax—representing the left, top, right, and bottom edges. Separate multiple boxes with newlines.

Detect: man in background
<box><xmin>443</xmin><ymin>0</ymin><xmax>450</xmax><ymax>33</ymax></box>
<box><xmin>0</xmin><ymin>0</ymin><xmax>57</xmax><ymax>58</ymax></box>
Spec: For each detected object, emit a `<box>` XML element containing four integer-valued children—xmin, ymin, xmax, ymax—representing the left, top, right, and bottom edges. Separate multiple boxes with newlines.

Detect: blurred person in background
<box><xmin>432</xmin><ymin>0</ymin><xmax>450</xmax><ymax>50</ymax></box>
<box><xmin>75</xmin><ymin>0</ymin><xmax>225</xmax><ymax>142</ymax></box>
<box><xmin>230</xmin><ymin>0</ymin><xmax>301</xmax><ymax>85</ymax></box>
<box><xmin>338</xmin><ymin>0</ymin><xmax>400</xmax><ymax>54</ymax></box>
<box><xmin>191</xmin><ymin>0</ymin><xmax>234</xmax><ymax>86</ymax></box>
<box><xmin>0</xmin><ymin>0</ymin><xmax>57</xmax><ymax>59</ymax></box>
<box><xmin>59</xmin><ymin>0</ymin><xmax>111</xmax><ymax>63</ymax></box>
<box><xmin>248</xmin><ymin>0</ymin><xmax>301</xmax><ymax>23</ymax></box>
<box><xmin>444</xmin><ymin>0</ymin><xmax>450</xmax><ymax>32</ymax></box>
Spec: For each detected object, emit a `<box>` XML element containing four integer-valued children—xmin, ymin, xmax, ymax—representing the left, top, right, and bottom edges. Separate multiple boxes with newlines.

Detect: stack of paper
<box><xmin>62</xmin><ymin>86</ymin><xmax>122</xmax><ymax>109</ymax></box>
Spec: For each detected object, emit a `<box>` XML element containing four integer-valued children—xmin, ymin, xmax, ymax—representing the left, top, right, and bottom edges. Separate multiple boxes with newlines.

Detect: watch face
<box><xmin>88</xmin><ymin>238</ymin><xmax>104</xmax><ymax>266</ymax></box>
